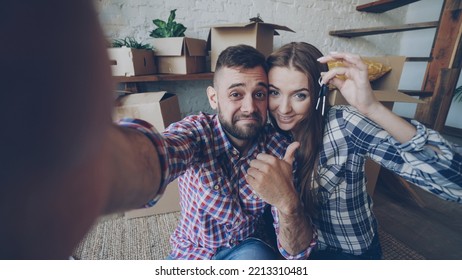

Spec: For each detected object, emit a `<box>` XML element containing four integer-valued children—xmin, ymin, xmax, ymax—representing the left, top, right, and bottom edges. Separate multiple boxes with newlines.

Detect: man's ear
<box><xmin>207</xmin><ymin>86</ymin><xmax>218</xmax><ymax>110</ymax></box>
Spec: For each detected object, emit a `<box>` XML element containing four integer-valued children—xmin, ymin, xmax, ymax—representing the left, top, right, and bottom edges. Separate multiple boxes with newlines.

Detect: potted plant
<box><xmin>112</xmin><ymin>37</ymin><xmax>153</xmax><ymax>50</ymax></box>
<box><xmin>149</xmin><ymin>9</ymin><xmax>186</xmax><ymax>38</ymax></box>
<box><xmin>147</xmin><ymin>9</ymin><xmax>207</xmax><ymax>74</ymax></box>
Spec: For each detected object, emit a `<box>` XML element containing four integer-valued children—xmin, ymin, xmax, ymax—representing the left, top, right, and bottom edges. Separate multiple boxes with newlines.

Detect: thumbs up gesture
<box><xmin>246</xmin><ymin>142</ymin><xmax>301</xmax><ymax>214</ymax></box>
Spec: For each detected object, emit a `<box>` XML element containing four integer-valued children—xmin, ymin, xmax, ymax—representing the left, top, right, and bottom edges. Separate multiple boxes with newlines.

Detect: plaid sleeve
<box><xmin>390</xmin><ymin>120</ymin><xmax>454</xmax><ymax>155</ymax></box>
<box><xmin>386</xmin><ymin>120</ymin><xmax>462</xmax><ymax>202</ymax></box>
<box><xmin>271</xmin><ymin>206</ymin><xmax>317</xmax><ymax>260</ymax></box>
<box><xmin>118</xmin><ymin>118</ymin><xmax>169</xmax><ymax>207</ymax></box>
<box><xmin>339</xmin><ymin>106</ymin><xmax>462</xmax><ymax>203</ymax></box>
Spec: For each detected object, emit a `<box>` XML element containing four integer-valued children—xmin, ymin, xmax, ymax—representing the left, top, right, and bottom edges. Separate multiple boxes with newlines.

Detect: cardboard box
<box><xmin>328</xmin><ymin>56</ymin><xmax>423</xmax><ymax>109</ymax></box>
<box><xmin>113</xmin><ymin>91</ymin><xmax>181</xmax><ymax>132</ymax></box>
<box><xmin>150</xmin><ymin>37</ymin><xmax>207</xmax><ymax>74</ymax></box>
<box><xmin>206</xmin><ymin>22</ymin><xmax>295</xmax><ymax>71</ymax></box>
<box><xmin>328</xmin><ymin>56</ymin><xmax>424</xmax><ymax>196</ymax></box>
<box><xmin>108</xmin><ymin>47</ymin><xmax>157</xmax><ymax>76</ymax></box>
<box><xmin>123</xmin><ymin>179</ymin><xmax>180</xmax><ymax>219</ymax></box>
<box><xmin>113</xmin><ymin>91</ymin><xmax>182</xmax><ymax>217</ymax></box>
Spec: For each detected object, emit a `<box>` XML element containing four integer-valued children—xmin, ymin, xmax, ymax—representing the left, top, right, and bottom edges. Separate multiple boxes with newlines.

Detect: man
<box><xmin>120</xmin><ymin>45</ymin><xmax>315</xmax><ymax>259</ymax></box>
<box><xmin>1</xmin><ymin>0</ymin><xmax>312</xmax><ymax>259</ymax></box>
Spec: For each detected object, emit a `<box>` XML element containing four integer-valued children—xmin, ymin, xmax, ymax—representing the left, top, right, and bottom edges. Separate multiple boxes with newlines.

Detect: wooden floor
<box><xmin>373</xmin><ymin>170</ymin><xmax>462</xmax><ymax>259</ymax></box>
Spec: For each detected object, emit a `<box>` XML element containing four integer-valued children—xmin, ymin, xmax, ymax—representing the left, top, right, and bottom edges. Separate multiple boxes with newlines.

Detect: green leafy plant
<box><xmin>149</xmin><ymin>9</ymin><xmax>187</xmax><ymax>38</ymax></box>
<box><xmin>454</xmin><ymin>85</ymin><xmax>462</xmax><ymax>103</ymax></box>
<box><xmin>112</xmin><ymin>37</ymin><xmax>153</xmax><ymax>50</ymax></box>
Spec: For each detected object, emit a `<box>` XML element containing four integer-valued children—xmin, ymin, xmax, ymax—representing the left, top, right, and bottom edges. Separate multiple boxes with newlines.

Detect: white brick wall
<box><xmin>96</xmin><ymin>0</ymin><xmax>407</xmax><ymax>116</ymax></box>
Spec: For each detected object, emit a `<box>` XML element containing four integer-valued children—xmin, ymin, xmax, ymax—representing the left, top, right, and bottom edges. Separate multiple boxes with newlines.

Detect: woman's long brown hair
<box><xmin>267</xmin><ymin>42</ymin><xmax>328</xmax><ymax>217</ymax></box>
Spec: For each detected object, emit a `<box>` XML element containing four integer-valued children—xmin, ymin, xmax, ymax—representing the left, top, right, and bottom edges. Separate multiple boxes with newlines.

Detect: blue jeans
<box><xmin>212</xmin><ymin>237</ymin><xmax>279</xmax><ymax>260</ymax></box>
<box><xmin>167</xmin><ymin>237</ymin><xmax>279</xmax><ymax>260</ymax></box>
<box><xmin>310</xmin><ymin>232</ymin><xmax>383</xmax><ymax>260</ymax></box>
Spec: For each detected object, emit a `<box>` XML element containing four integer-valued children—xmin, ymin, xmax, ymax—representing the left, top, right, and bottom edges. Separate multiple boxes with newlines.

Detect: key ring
<box><xmin>315</xmin><ymin>77</ymin><xmax>328</xmax><ymax>116</ymax></box>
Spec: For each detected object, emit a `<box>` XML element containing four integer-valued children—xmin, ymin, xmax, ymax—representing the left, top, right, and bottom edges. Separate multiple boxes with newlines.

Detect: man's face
<box><xmin>207</xmin><ymin>66</ymin><xmax>268</xmax><ymax>149</ymax></box>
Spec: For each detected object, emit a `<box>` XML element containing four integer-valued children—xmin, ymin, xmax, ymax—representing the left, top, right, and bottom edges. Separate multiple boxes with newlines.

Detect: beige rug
<box><xmin>73</xmin><ymin>212</ymin><xmax>180</xmax><ymax>260</ymax></box>
<box><xmin>73</xmin><ymin>211</ymin><xmax>425</xmax><ymax>260</ymax></box>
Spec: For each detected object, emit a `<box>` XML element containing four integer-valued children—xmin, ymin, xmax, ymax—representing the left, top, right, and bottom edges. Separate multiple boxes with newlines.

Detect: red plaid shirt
<box><xmin>120</xmin><ymin>113</ymin><xmax>316</xmax><ymax>259</ymax></box>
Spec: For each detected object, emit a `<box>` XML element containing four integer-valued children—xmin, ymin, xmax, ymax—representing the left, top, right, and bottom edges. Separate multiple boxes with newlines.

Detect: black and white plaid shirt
<box><xmin>313</xmin><ymin>105</ymin><xmax>462</xmax><ymax>255</ymax></box>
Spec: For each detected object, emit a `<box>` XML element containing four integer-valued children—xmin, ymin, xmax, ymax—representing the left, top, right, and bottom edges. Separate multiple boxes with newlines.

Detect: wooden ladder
<box><xmin>329</xmin><ymin>0</ymin><xmax>462</xmax><ymax>132</ymax></box>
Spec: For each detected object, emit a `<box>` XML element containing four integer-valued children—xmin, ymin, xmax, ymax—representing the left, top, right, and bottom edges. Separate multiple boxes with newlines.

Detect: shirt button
<box><xmin>213</xmin><ymin>185</ymin><xmax>220</xmax><ymax>190</ymax></box>
<box><xmin>253</xmin><ymin>194</ymin><xmax>259</xmax><ymax>199</ymax></box>
<box><xmin>232</xmin><ymin>150</ymin><xmax>238</xmax><ymax>155</ymax></box>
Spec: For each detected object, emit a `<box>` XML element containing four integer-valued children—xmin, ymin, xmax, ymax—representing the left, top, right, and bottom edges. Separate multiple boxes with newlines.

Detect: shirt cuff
<box><xmin>277</xmin><ymin>226</ymin><xmax>317</xmax><ymax>260</ymax></box>
<box><xmin>118</xmin><ymin>118</ymin><xmax>168</xmax><ymax>207</ymax></box>
<box><xmin>388</xmin><ymin>120</ymin><xmax>428</xmax><ymax>152</ymax></box>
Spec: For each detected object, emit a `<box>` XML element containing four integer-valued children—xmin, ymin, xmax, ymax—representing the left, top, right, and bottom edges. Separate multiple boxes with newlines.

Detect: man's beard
<box><xmin>218</xmin><ymin>111</ymin><xmax>264</xmax><ymax>140</ymax></box>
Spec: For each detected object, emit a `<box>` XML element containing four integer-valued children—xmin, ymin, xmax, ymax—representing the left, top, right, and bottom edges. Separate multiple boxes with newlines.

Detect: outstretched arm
<box><xmin>103</xmin><ymin>125</ymin><xmax>162</xmax><ymax>214</ymax></box>
<box><xmin>1</xmin><ymin>0</ymin><xmax>162</xmax><ymax>259</ymax></box>
<box><xmin>319</xmin><ymin>52</ymin><xmax>462</xmax><ymax>201</ymax></box>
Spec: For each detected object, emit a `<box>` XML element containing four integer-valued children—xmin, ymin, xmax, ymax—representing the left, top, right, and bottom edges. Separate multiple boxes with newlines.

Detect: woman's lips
<box><xmin>276</xmin><ymin>114</ymin><xmax>295</xmax><ymax>124</ymax></box>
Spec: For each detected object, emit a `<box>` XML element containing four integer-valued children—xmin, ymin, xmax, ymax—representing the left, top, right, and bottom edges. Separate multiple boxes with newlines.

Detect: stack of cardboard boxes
<box><xmin>108</xmin><ymin>20</ymin><xmax>294</xmax><ymax>76</ymax></box>
<box><xmin>108</xmin><ymin>37</ymin><xmax>208</xmax><ymax>76</ymax></box>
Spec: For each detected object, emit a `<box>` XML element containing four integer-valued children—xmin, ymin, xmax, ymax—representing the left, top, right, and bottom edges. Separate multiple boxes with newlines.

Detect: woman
<box><xmin>247</xmin><ymin>42</ymin><xmax>462</xmax><ymax>259</ymax></box>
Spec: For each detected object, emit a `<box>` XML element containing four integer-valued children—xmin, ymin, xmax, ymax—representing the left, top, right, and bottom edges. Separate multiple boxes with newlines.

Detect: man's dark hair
<box><xmin>214</xmin><ymin>44</ymin><xmax>268</xmax><ymax>73</ymax></box>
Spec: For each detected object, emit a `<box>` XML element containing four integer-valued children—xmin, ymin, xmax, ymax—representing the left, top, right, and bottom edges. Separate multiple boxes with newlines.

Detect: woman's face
<box><xmin>268</xmin><ymin>66</ymin><xmax>313</xmax><ymax>134</ymax></box>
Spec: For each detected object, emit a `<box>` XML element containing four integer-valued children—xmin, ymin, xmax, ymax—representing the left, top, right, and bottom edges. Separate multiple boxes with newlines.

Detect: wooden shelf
<box><xmin>356</xmin><ymin>0</ymin><xmax>421</xmax><ymax>13</ymax></box>
<box><xmin>405</xmin><ymin>56</ymin><xmax>432</xmax><ymax>62</ymax></box>
<box><xmin>329</xmin><ymin>21</ymin><xmax>438</xmax><ymax>38</ymax></box>
<box><xmin>113</xmin><ymin>72</ymin><xmax>214</xmax><ymax>83</ymax></box>
<box><xmin>399</xmin><ymin>89</ymin><xmax>433</xmax><ymax>97</ymax></box>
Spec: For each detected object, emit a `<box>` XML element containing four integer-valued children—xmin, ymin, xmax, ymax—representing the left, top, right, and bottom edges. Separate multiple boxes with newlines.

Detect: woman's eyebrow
<box><xmin>269</xmin><ymin>84</ymin><xmax>280</xmax><ymax>90</ymax></box>
<box><xmin>291</xmin><ymin>87</ymin><xmax>310</xmax><ymax>92</ymax></box>
<box><xmin>269</xmin><ymin>84</ymin><xmax>310</xmax><ymax>93</ymax></box>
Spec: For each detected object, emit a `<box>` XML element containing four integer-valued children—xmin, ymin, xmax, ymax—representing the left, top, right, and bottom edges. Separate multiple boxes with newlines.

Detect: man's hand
<box><xmin>247</xmin><ymin>142</ymin><xmax>314</xmax><ymax>257</ymax></box>
<box><xmin>246</xmin><ymin>142</ymin><xmax>301</xmax><ymax>214</ymax></box>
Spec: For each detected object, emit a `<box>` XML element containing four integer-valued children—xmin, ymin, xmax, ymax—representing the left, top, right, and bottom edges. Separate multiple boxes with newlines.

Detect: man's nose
<box><xmin>240</xmin><ymin>94</ymin><xmax>256</xmax><ymax>113</ymax></box>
